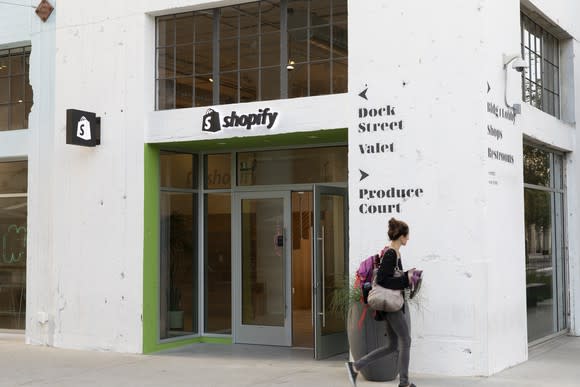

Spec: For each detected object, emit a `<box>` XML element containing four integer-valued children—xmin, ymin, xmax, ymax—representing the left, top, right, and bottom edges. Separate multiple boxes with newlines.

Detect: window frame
<box><xmin>0</xmin><ymin>46</ymin><xmax>32</xmax><ymax>131</ymax></box>
<box><xmin>0</xmin><ymin>160</ymin><xmax>28</xmax><ymax>331</ymax></box>
<box><xmin>155</xmin><ymin>0</ymin><xmax>348</xmax><ymax>110</ymax></box>
<box><xmin>523</xmin><ymin>142</ymin><xmax>569</xmax><ymax>343</ymax></box>
<box><xmin>520</xmin><ymin>12</ymin><xmax>561</xmax><ymax>119</ymax></box>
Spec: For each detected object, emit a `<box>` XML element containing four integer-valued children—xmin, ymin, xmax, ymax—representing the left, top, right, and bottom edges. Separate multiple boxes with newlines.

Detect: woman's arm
<box><xmin>376</xmin><ymin>249</ymin><xmax>410</xmax><ymax>289</ymax></box>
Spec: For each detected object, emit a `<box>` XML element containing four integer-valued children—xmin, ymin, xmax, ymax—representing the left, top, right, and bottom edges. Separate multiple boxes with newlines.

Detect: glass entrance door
<box><xmin>313</xmin><ymin>185</ymin><xmax>348</xmax><ymax>359</ymax></box>
<box><xmin>523</xmin><ymin>144</ymin><xmax>568</xmax><ymax>342</ymax></box>
<box><xmin>233</xmin><ymin>192</ymin><xmax>292</xmax><ymax>346</ymax></box>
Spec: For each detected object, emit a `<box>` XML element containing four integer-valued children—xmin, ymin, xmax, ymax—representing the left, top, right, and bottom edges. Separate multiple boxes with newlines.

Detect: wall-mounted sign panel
<box><xmin>66</xmin><ymin>109</ymin><xmax>101</xmax><ymax>147</ymax></box>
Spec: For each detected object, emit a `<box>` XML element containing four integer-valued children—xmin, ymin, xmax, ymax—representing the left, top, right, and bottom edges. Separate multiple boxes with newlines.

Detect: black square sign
<box><xmin>66</xmin><ymin>109</ymin><xmax>101</xmax><ymax>147</ymax></box>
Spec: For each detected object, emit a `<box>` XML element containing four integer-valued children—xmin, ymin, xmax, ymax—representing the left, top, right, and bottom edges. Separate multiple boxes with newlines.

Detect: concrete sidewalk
<box><xmin>1</xmin><ymin>333</ymin><xmax>579</xmax><ymax>386</ymax></box>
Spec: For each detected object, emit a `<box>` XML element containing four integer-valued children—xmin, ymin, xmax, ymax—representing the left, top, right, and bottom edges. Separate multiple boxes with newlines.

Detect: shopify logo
<box><xmin>202</xmin><ymin>107</ymin><xmax>279</xmax><ymax>132</ymax></box>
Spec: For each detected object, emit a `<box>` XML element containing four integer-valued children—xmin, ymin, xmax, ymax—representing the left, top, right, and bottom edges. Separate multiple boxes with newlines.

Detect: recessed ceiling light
<box><xmin>209</xmin><ymin>78</ymin><xmax>214</xmax><ymax>83</ymax></box>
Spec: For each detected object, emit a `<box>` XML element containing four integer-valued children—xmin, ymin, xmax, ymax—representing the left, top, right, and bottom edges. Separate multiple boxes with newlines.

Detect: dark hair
<box><xmin>388</xmin><ymin>217</ymin><xmax>409</xmax><ymax>241</ymax></box>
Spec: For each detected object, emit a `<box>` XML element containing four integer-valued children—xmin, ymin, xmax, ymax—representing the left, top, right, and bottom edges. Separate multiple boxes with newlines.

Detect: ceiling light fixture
<box><xmin>286</xmin><ymin>60</ymin><xmax>295</xmax><ymax>71</ymax></box>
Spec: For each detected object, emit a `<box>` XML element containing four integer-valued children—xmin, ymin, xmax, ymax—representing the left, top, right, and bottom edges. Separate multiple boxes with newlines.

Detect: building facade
<box><xmin>1</xmin><ymin>0</ymin><xmax>580</xmax><ymax>377</ymax></box>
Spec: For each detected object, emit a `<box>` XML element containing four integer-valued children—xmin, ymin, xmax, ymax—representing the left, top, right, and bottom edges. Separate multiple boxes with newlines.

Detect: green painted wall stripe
<box><xmin>143</xmin><ymin>144</ymin><xmax>234</xmax><ymax>353</ymax></box>
<box><xmin>143</xmin><ymin>144</ymin><xmax>160</xmax><ymax>353</ymax></box>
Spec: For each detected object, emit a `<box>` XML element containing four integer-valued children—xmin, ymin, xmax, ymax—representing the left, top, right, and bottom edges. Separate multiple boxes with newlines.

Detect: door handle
<box><xmin>283</xmin><ymin>227</ymin><xmax>287</xmax><ymax>320</ymax></box>
<box><xmin>320</xmin><ymin>225</ymin><xmax>326</xmax><ymax>328</ymax></box>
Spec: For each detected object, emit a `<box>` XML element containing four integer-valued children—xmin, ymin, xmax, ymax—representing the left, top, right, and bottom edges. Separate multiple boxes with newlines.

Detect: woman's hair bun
<box><xmin>387</xmin><ymin>218</ymin><xmax>409</xmax><ymax>241</ymax></box>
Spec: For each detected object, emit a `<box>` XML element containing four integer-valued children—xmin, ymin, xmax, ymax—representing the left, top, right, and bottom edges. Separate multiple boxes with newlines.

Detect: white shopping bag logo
<box><xmin>76</xmin><ymin>116</ymin><xmax>91</xmax><ymax>140</ymax></box>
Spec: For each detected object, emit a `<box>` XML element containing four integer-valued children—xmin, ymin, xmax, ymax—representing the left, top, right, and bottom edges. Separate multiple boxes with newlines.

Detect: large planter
<box><xmin>347</xmin><ymin>302</ymin><xmax>400</xmax><ymax>382</ymax></box>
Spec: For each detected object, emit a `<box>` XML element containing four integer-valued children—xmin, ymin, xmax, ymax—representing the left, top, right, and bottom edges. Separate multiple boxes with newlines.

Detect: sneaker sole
<box><xmin>345</xmin><ymin>362</ymin><xmax>357</xmax><ymax>387</ymax></box>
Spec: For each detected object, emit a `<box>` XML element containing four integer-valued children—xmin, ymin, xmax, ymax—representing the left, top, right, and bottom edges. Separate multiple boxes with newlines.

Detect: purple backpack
<box><xmin>354</xmin><ymin>246</ymin><xmax>388</xmax><ymax>291</ymax></box>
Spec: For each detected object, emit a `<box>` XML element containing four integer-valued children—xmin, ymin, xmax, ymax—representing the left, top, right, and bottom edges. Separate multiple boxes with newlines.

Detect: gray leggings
<box><xmin>353</xmin><ymin>307</ymin><xmax>411</xmax><ymax>386</ymax></box>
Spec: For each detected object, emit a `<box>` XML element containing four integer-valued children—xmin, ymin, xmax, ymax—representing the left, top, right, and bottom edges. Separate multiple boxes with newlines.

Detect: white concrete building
<box><xmin>1</xmin><ymin>0</ymin><xmax>579</xmax><ymax>377</ymax></box>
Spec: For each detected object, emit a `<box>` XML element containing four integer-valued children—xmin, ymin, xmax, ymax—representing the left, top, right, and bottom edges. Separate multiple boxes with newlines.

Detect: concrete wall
<box><xmin>349</xmin><ymin>0</ymin><xmax>491</xmax><ymax>376</ymax></box>
<box><xmin>481</xmin><ymin>0</ymin><xmax>529</xmax><ymax>375</ymax></box>
<box><xmin>1</xmin><ymin>0</ymin><xmax>56</xmax><ymax>348</ymax></box>
<box><xmin>44</xmin><ymin>1</ymin><xmax>146</xmax><ymax>352</ymax></box>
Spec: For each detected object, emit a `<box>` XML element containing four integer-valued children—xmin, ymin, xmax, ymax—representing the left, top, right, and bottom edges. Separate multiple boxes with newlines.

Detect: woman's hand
<box><xmin>407</xmin><ymin>268</ymin><xmax>417</xmax><ymax>282</ymax></box>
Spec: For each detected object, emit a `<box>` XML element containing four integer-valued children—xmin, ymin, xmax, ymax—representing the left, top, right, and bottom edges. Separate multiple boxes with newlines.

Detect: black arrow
<box><xmin>358</xmin><ymin>87</ymin><xmax>368</xmax><ymax>100</ymax></box>
<box><xmin>359</xmin><ymin>169</ymin><xmax>369</xmax><ymax>181</ymax></box>
<box><xmin>487</xmin><ymin>82</ymin><xmax>491</xmax><ymax>94</ymax></box>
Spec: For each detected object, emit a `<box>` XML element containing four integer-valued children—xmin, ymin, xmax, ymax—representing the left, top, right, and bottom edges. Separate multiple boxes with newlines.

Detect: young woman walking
<box><xmin>345</xmin><ymin>217</ymin><xmax>421</xmax><ymax>387</ymax></box>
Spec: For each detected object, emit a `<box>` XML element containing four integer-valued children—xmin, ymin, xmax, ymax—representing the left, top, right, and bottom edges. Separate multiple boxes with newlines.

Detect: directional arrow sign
<box><xmin>359</xmin><ymin>169</ymin><xmax>369</xmax><ymax>181</ymax></box>
<box><xmin>358</xmin><ymin>87</ymin><xmax>368</xmax><ymax>100</ymax></box>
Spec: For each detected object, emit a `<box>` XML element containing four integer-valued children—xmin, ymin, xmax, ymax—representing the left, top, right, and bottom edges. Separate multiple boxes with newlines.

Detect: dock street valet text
<box><xmin>358</xmin><ymin>105</ymin><xmax>401</xmax><ymax>154</ymax></box>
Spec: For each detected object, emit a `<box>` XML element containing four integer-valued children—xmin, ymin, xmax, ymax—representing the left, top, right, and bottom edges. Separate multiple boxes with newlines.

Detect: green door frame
<box><xmin>142</xmin><ymin>129</ymin><xmax>347</xmax><ymax>353</ymax></box>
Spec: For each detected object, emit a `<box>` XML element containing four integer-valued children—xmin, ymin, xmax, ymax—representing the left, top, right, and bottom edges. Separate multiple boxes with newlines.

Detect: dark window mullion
<box><xmin>307</xmin><ymin>0</ymin><xmax>311</xmax><ymax>96</ymax></box>
<box><xmin>8</xmin><ymin>48</ymin><xmax>12</xmax><ymax>129</ymax></box>
<box><xmin>192</xmin><ymin>13</ymin><xmax>196</xmax><ymax>108</ymax></box>
<box><xmin>173</xmin><ymin>16</ymin><xmax>177</xmax><ymax>109</ymax></box>
<box><xmin>213</xmin><ymin>9</ymin><xmax>220</xmax><ymax>105</ymax></box>
<box><xmin>238</xmin><ymin>14</ymin><xmax>242</xmax><ymax>103</ymax></box>
<box><xmin>280</xmin><ymin>0</ymin><xmax>288</xmax><ymax>99</ymax></box>
<box><xmin>329</xmin><ymin>0</ymin><xmax>334</xmax><ymax>93</ymax></box>
<box><xmin>540</xmin><ymin>32</ymin><xmax>546</xmax><ymax>112</ymax></box>
<box><xmin>21</xmin><ymin>61</ymin><xmax>25</xmax><ymax>125</ymax></box>
<box><xmin>256</xmin><ymin>7</ymin><xmax>261</xmax><ymax>101</ymax></box>
<box><xmin>190</xmin><ymin>11</ymin><xmax>195</xmax><ymax>108</ymax></box>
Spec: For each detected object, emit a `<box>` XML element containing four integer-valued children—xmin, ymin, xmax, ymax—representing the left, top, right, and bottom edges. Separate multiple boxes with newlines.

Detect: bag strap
<box><xmin>357</xmin><ymin>305</ymin><xmax>368</xmax><ymax>329</ymax></box>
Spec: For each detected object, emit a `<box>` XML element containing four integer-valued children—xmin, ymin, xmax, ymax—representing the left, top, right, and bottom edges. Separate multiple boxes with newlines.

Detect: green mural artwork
<box><xmin>2</xmin><ymin>224</ymin><xmax>27</xmax><ymax>264</ymax></box>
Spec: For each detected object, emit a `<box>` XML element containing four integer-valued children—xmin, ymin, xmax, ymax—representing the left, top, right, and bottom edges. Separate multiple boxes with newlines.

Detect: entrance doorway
<box><xmin>233</xmin><ymin>186</ymin><xmax>348</xmax><ymax>359</ymax></box>
<box><xmin>150</xmin><ymin>143</ymin><xmax>349</xmax><ymax>355</ymax></box>
<box><xmin>233</xmin><ymin>191</ymin><xmax>292</xmax><ymax>346</ymax></box>
<box><xmin>523</xmin><ymin>144</ymin><xmax>568</xmax><ymax>342</ymax></box>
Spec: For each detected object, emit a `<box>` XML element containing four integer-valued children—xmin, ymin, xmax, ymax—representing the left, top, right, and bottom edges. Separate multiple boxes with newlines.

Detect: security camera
<box><xmin>511</xmin><ymin>58</ymin><xmax>529</xmax><ymax>73</ymax></box>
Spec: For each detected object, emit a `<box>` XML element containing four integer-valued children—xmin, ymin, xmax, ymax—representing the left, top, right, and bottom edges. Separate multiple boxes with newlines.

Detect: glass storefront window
<box><xmin>159</xmin><ymin>147</ymin><xmax>346</xmax><ymax>338</ymax></box>
<box><xmin>160</xmin><ymin>151</ymin><xmax>197</xmax><ymax>189</ymax></box>
<box><xmin>0</xmin><ymin>46</ymin><xmax>32</xmax><ymax>131</ymax></box>
<box><xmin>523</xmin><ymin>144</ymin><xmax>567</xmax><ymax>342</ymax></box>
<box><xmin>160</xmin><ymin>192</ymin><xmax>198</xmax><ymax>339</ymax></box>
<box><xmin>0</xmin><ymin>161</ymin><xmax>27</xmax><ymax>330</ymax></box>
<box><xmin>204</xmin><ymin>193</ymin><xmax>231</xmax><ymax>334</ymax></box>
<box><xmin>159</xmin><ymin>152</ymin><xmax>199</xmax><ymax>340</ymax></box>
<box><xmin>205</xmin><ymin>154</ymin><xmax>231</xmax><ymax>189</ymax></box>
<box><xmin>524</xmin><ymin>145</ymin><xmax>550</xmax><ymax>187</ymax></box>
<box><xmin>237</xmin><ymin>146</ymin><xmax>347</xmax><ymax>186</ymax></box>
<box><xmin>0</xmin><ymin>160</ymin><xmax>27</xmax><ymax>193</ymax></box>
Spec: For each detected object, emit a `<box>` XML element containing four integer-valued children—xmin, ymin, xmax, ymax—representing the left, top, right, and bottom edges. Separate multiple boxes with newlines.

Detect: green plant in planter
<box><xmin>329</xmin><ymin>275</ymin><xmax>362</xmax><ymax>318</ymax></box>
<box><xmin>167</xmin><ymin>212</ymin><xmax>192</xmax><ymax>330</ymax></box>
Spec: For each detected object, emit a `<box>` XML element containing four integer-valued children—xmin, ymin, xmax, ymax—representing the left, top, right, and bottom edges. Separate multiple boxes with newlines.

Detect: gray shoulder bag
<box><xmin>367</xmin><ymin>256</ymin><xmax>404</xmax><ymax>312</ymax></box>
